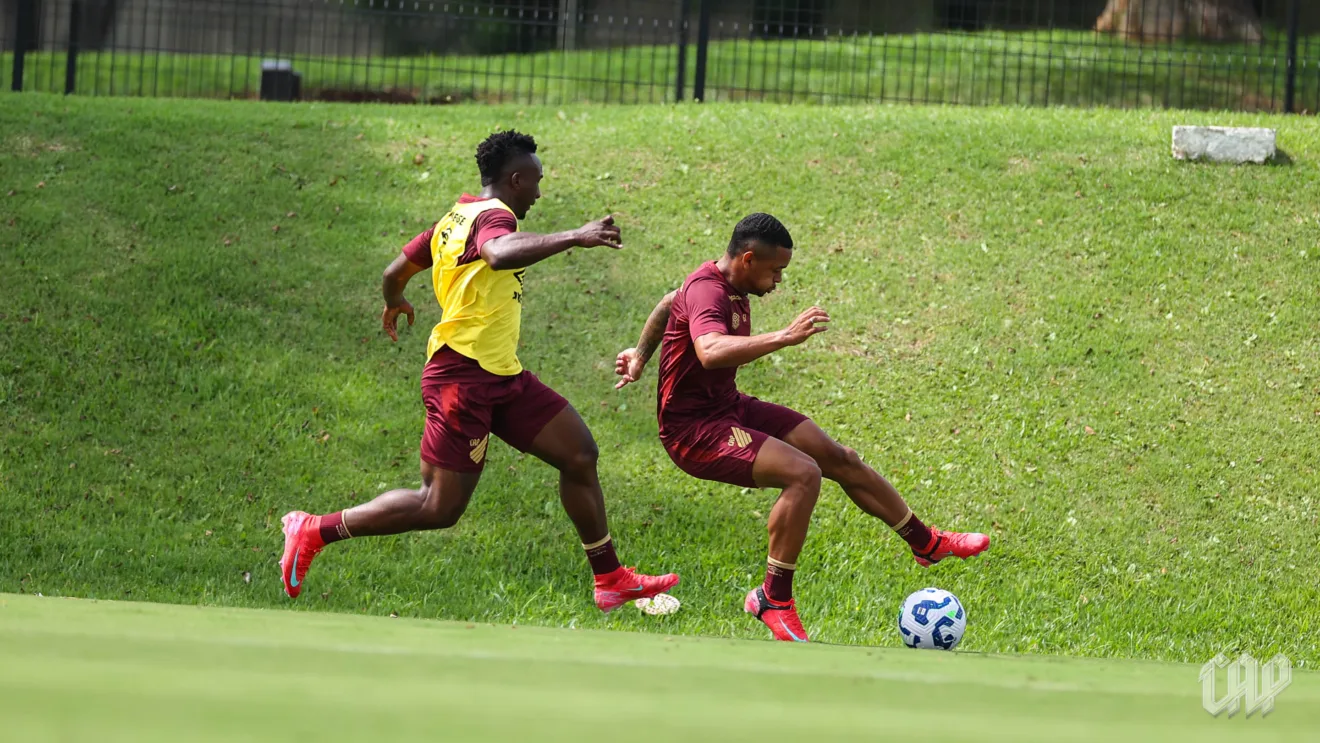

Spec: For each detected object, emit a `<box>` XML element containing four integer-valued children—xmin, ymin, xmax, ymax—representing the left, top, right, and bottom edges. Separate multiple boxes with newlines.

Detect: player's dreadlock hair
<box><xmin>475</xmin><ymin>130</ymin><xmax>538</xmax><ymax>186</ymax></box>
<box><xmin>727</xmin><ymin>213</ymin><xmax>794</xmax><ymax>258</ymax></box>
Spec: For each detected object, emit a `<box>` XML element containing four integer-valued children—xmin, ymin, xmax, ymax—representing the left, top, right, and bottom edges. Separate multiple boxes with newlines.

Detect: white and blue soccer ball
<box><xmin>897</xmin><ymin>587</ymin><xmax>966</xmax><ymax>650</ymax></box>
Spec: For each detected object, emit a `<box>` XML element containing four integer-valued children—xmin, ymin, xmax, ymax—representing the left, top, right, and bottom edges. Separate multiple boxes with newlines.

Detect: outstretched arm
<box><xmin>693</xmin><ymin>306</ymin><xmax>830</xmax><ymax>369</ymax></box>
<box><xmin>615</xmin><ymin>290</ymin><xmax>677</xmax><ymax>389</ymax></box>
<box><xmin>481</xmin><ymin>215</ymin><xmax>622</xmax><ymax>271</ymax></box>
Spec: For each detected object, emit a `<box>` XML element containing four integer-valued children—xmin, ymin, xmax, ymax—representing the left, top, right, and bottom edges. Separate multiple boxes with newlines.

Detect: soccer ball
<box><xmin>897</xmin><ymin>587</ymin><xmax>966</xmax><ymax>650</ymax></box>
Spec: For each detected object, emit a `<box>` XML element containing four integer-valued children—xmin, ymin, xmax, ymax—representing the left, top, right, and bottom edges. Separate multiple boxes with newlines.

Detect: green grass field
<box><xmin>2</xmin><ymin>593</ymin><xmax>1316</xmax><ymax>741</ymax></box>
<box><xmin>2</xmin><ymin>95</ymin><xmax>1319</xmax><ymax>669</ymax></box>
<box><xmin>6</xmin><ymin>30</ymin><xmax>1320</xmax><ymax>111</ymax></box>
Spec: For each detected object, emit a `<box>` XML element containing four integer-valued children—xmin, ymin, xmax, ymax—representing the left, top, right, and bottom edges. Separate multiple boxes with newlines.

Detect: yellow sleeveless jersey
<box><xmin>425</xmin><ymin>198</ymin><xmax>525</xmax><ymax>375</ymax></box>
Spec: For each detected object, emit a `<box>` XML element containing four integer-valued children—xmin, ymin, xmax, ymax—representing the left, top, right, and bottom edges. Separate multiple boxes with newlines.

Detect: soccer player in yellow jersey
<box><xmin>279</xmin><ymin>131</ymin><xmax>679</xmax><ymax>612</ymax></box>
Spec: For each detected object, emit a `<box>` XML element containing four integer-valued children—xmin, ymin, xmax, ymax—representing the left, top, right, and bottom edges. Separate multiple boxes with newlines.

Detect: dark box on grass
<box><xmin>260</xmin><ymin>60</ymin><xmax>301</xmax><ymax>102</ymax></box>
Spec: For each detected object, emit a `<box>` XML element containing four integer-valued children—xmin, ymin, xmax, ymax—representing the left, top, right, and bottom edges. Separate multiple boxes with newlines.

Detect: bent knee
<box><xmin>559</xmin><ymin>441</ymin><xmax>600</xmax><ymax>477</ymax></box>
<box><xmin>838</xmin><ymin>445</ymin><xmax>864</xmax><ymax>471</ymax></box>
<box><xmin>418</xmin><ymin>490</ymin><xmax>467</xmax><ymax>529</ymax></box>
<box><xmin>428</xmin><ymin>507</ymin><xmax>466</xmax><ymax>530</ymax></box>
<box><xmin>789</xmin><ymin>458</ymin><xmax>823</xmax><ymax>493</ymax></box>
<box><xmin>818</xmin><ymin>443</ymin><xmax>862</xmax><ymax>478</ymax></box>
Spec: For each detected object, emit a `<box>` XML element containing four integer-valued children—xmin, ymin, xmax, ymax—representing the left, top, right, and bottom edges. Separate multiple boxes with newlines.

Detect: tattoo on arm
<box><xmin>637</xmin><ymin>291</ymin><xmax>677</xmax><ymax>363</ymax></box>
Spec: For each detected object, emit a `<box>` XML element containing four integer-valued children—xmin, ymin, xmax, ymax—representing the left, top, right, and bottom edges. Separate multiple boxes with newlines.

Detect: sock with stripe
<box><xmin>892</xmin><ymin>510</ymin><xmax>934</xmax><ymax>552</ymax></box>
<box><xmin>318</xmin><ymin>511</ymin><xmax>354</xmax><ymax>544</ymax></box>
<box><xmin>763</xmin><ymin>557</ymin><xmax>796</xmax><ymax>603</ymax></box>
<box><xmin>584</xmin><ymin>534</ymin><xmax>622</xmax><ymax>576</ymax></box>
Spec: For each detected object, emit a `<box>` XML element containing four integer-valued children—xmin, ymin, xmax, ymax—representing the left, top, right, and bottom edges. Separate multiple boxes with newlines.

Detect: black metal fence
<box><xmin>5</xmin><ymin>0</ymin><xmax>1318</xmax><ymax>112</ymax></box>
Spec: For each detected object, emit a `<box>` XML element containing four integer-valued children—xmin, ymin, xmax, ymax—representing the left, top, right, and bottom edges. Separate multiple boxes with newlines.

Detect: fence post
<box><xmin>1284</xmin><ymin>0</ymin><xmax>1300</xmax><ymax>114</ymax></box>
<box><xmin>692</xmin><ymin>0</ymin><xmax>710</xmax><ymax>102</ymax></box>
<box><xmin>675</xmin><ymin>0</ymin><xmax>689</xmax><ymax>101</ymax></box>
<box><xmin>65</xmin><ymin>0</ymin><xmax>82</xmax><ymax>95</ymax></box>
<box><xmin>558</xmin><ymin>0</ymin><xmax>579</xmax><ymax>51</ymax></box>
<box><xmin>11</xmin><ymin>0</ymin><xmax>38</xmax><ymax>92</ymax></box>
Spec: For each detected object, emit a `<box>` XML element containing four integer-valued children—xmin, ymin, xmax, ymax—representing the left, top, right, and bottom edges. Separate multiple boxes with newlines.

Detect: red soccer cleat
<box><xmin>593</xmin><ymin>566</ymin><xmax>680</xmax><ymax>613</ymax></box>
<box><xmin>913</xmin><ymin>527</ymin><xmax>991</xmax><ymax>567</ymax></box>
<box><xmin>279</xmin><ymin>511</ymin><xmax>327</xmax><ymax>598</ymax></box>
<box><xmin>744</xmin><ymin>586</ymin><xmax>809</xmax><ymax>643</ymax></box>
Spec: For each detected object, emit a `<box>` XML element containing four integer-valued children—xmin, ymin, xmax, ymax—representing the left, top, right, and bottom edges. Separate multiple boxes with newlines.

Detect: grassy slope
<box><xmin>4</xmin><ymin>31</ymin><xmax>1319</xmax><ymax>111</ymax></box>
<box><xmin>1</xmin><ymin>95</ymin><xmax>1319</xmax><ymax>665</ymax></box>
<box><xmin>2</xmin><ymin>593</ymin><xmax>1317</xmax><ymax>742</ymax></box>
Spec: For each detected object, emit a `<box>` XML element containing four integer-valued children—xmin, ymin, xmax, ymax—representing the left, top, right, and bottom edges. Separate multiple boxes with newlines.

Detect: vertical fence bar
<box><xmin>42</xmin><ymin>0</ymin><xmax>57</xmax><ymax>92</ymax></box>
<box><xmin>134</xmin><ymin>0</ymin><xmax>145</xmax><ymax>98</ymax></box>
<box><xmin>11</xmin><ymin>0</ymin><xmax>37</xmax><ymax>91</ymax></box>
<box><xmin>0</xmin><ymin>0</ymin><xmax>8</xmax><ymax>85</ymax></box>
<box><xmin>649</xmin><ymin>16</ymin><xmax>660</xmax><ymax>103</ymax></box>
<box><xmin>692</xmin><ymin>0</ymin><xmax>708</xmax><ymax>101</ymax></box>
<box><xmin>674</xmin><ymin>0</ymin><xmax>688</xmax><ymax>101</ymax></box>
<box><xmin>155</xmin><ymin>0</ymin><xmax>167</xmax><ymax>97</ymax></box>
<box><xmin>64</xmin><ymin>0</ymin><xmax>81</xmax><ymax>94</ymax></box>
<box><xmin>1285</xmin><ymin>0</ymin><xmax>1300</xmax><ymax>114</ymax></box>
<box><xmin>601</xmin><ymin>12</ymin><xmax>612</xmax><ymax>103</ymax></box>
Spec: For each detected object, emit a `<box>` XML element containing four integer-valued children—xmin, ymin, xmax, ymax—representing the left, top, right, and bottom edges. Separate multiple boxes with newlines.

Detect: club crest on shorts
<box><xmin>469</xmin><ymin>435</ymin><xmax>489</xmax><ymax>464</ymax></box>
<box><xmin>727</xmin><ymin>427</ymin><xmax>752</xmax><ymax>448</ymax></box>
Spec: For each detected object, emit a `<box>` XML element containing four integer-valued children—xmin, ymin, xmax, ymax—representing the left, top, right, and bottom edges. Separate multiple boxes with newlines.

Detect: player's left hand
<box><xmin>614</xmin><ymin>348</ymin><xmax>645</xmax><ymax>389</ymax></box>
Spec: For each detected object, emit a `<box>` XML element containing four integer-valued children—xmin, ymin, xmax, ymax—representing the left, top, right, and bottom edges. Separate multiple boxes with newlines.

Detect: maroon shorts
<box><xmin>659</xmin><ymin>394</ymin><xmax>809</xmax><ymax>489</ymax></box>
<box><xmin>419</xmin><ymin>348</ymin><xmax>569</xmax><ymax>473</ymax></box>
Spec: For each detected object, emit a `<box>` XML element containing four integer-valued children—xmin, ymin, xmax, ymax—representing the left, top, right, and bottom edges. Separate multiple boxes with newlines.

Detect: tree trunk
<box><xmin>1095</xmin><ymin>0</ymin><xmax>1263</xmax><ymax>43</ymax></box>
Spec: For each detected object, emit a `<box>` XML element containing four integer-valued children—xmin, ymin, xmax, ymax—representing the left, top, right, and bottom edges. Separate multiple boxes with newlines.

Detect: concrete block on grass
<box><xmin>1172</xmin><ymin>126</ymin><xmax>1277</xmax><ymax>164</ymax></box>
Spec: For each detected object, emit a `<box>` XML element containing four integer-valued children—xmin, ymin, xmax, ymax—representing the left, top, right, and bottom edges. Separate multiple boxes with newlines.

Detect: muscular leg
<box><xmin>523</xmin><ymin>404</ymin><xmax>609</xmax><ymax>544</ymax></box>
<box><xmin>776</xmin><ymin>418</ymin><xmax>995</xmax><ymax>565</ymax></box>
<box><xmin>741</xmin><ymin>436</ymin><xmax>821</xmax><ymax>640</ymax></box>
<box><xmin>783</xmin><ymin>419</ymin><xmax>910</xmax><ymax>526</ymax></box>
<box><xmin>522</xmin><ymin>404</ymin><xmax>678</xmax><ymax>606</ymax></box>
<box><xmin>279</xmin><ymin>459</ymin><xmax>483</xmax><ymax>598</ymax></box>
<box><xmin>751</xmin><ymin>438</ymin><xmax>824</xmax><ymax>565</ymax></box>
<box><xmin>781</xmin><ymin>420</ymin><xmax>990</xmax><ymax>566</ymax></box>
<box><xmin>342</xmin><ymin>459</ymin><xmax>483</xmax><ymax>537</ymax></box>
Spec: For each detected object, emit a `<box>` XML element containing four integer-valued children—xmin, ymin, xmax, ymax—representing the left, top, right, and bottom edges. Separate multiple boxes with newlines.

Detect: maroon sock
<box><xmin>318</xmin><ymin>511</ymin><xmax>352</xmax><ymax>544</ymax></box>
<box><xmin>763</xmin><ymin>561</ymin><xmax>795</xmax><ymax>603</ymax></box>
<box><xmin>585</xmin><ymin>537</ymin><xmax>622</xmax><ymax>576</ymax></box>
<box><xmin>895</xmin><ymin>511</ymin><xmax>934</xmax><ymax>552</ymax></box>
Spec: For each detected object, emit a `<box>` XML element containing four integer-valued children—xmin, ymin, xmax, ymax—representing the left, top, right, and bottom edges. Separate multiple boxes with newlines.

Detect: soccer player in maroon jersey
<box><xmin>278</xmin><ymin>131</ymin><xmax>678</xmax><ymax>614</ymax></box>
<box><xmin>614</xmin><ymin>213</ymin><xmax>989</xmax><ymax>642</ymax></box>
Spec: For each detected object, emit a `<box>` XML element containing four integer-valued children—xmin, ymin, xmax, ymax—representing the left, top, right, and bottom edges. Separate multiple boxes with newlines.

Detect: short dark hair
<box><xmin>727</xmin><ymin>213</ymin><xmax>793</xmax><ymax>257</ymax></box>
<box><xmin>475</xmin><ymin>130</ymin><xmax>538</xmax><ymax>186</ymax></box>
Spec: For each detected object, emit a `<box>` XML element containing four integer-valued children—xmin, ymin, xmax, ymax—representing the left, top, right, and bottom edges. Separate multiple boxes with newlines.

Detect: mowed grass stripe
<box><xmin>1</xmin><ymin>594</ymin><xmax>1317</xmax><ymax>742</ymax></box>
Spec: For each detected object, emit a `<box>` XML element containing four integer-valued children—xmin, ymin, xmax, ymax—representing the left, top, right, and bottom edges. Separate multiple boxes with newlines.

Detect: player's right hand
<box><xmin>382</xmin><ymin>299</ymin><xmax>415</xmax><ymax>342</ymax></box>
<box><xmin>575</xmin><ymin>215</ymin><xmax>623</xmax><ymax>249</ymax></box>
<box><xmin>780</xmin><ymin>306</ymin><xmax>830</xmax><ymax>346</ymax></box>
<box><xmin>614</xmin><ymin>347</ymin><xmax>645</xmax><ymax>389</ymax></box>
